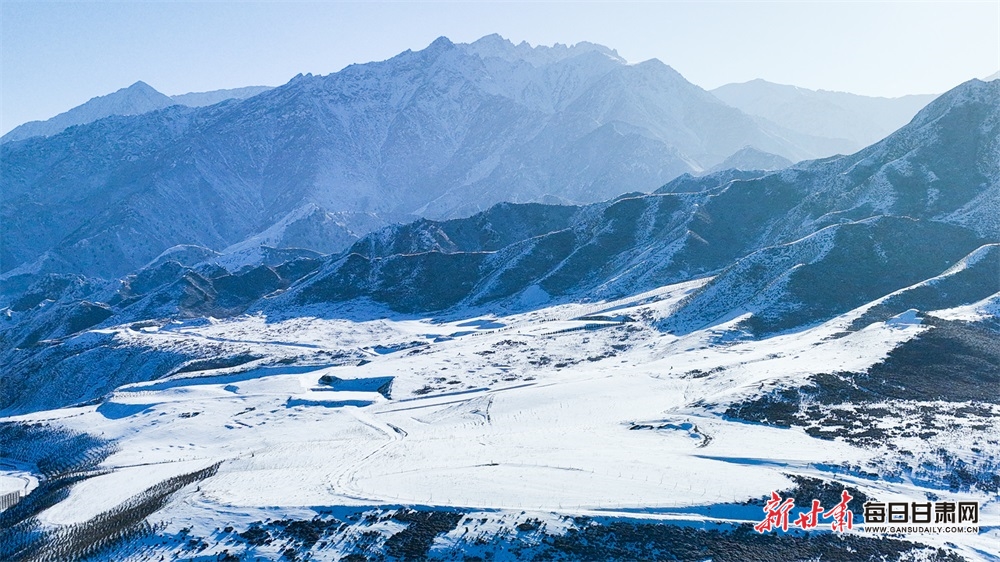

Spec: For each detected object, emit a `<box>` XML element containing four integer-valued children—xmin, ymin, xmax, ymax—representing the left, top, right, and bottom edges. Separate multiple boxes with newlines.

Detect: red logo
<box><xmin>754</xmin><ymin>490</ymin><xmax>853</xmax><ymax>533</ymax></box>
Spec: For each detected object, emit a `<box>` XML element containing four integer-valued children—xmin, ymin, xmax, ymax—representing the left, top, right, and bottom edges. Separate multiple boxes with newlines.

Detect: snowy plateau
<box><xmin>1</xmin><ymin>37</ymin><xmax>1000</xmax><ymax>562</ymax></box>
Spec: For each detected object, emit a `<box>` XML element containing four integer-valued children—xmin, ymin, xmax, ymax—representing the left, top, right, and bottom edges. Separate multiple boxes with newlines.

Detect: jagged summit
<box><xmin>462</xmin><ymin>33</ymin><xmax>624</xmax><ymax>65</ymax></box>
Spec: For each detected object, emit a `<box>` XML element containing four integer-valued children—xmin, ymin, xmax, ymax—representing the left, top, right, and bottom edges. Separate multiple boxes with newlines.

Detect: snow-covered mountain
<box><xmin>1</xmin><ymin>83</ymin><xmax>272</xmax><ymax>144</ymax></box>
<box><xmin>712</xmin><ymin>79</ymin><xmax>938</xmax><ymax>152</ymax></box>
<box><xmin>0</xmin><ymin>81</ymin><xmax>176</xmax><ymax>143</ymax></box>
<box><xmin>2</xmin><ymin>35</ymin><xmax>865</xmax><ymax>282</ymax></box>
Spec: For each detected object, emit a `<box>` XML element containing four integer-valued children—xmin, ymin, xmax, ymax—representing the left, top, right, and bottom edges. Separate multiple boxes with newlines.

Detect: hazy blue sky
<box><xmin>2</xmin><ymin>1</ymin><xmax>998</xmax><ymax>135</ymax></box>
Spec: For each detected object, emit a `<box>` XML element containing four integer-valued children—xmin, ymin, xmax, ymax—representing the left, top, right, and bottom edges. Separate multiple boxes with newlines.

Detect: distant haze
<box><xmin>2</xmin><ymin>1</ymin><xmax>999</xmax><ymax>135</ymax></box>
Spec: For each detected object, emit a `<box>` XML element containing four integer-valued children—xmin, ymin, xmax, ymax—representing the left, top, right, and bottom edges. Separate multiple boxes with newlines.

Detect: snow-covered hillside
<box><xmin>1</xmin><ymin>283</ymin><xmax>997</xmax><ymax>560</ymax></box>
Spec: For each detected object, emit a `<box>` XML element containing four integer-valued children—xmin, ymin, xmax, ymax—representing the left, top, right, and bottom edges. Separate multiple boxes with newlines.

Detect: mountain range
<box><xmin>2</xmin><ymin>76</ymin><xmax>997</xmax><ymax>414</ymax></box>
<box><xmin>1</xmin><ymin>35</ymin><xmax>938</xmax><ymax>285</ymax></box>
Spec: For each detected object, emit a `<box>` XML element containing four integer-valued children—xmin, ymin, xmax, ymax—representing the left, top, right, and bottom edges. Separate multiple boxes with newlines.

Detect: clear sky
<box><xmin>2</xmin><ymin>1</ymin><xmax>999</xmax><ymax>135</ymax></box>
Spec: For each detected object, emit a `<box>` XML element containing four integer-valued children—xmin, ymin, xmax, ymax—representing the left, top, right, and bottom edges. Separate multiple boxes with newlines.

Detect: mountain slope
<box><xmin>662</xmin><ymin>217</ymin><xmax>986</xmax><ymax>334</ymax></box>
<box><xmin>169</xmin><ymin>86</ymin><xmax>272</xmax><ymax>107</ymax></box>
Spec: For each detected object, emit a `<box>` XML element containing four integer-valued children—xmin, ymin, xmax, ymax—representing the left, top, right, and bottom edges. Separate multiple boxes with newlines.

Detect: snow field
<box><xmin>3</xmin><ymin>280</ymin><xmax>996</xmax><ymax>559</ymax></box>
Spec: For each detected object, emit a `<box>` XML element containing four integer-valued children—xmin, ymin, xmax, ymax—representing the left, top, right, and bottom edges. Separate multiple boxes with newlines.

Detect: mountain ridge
<box><xmin>2</xmin><ymin>82</ymin><xmax>275</xmax><ymax>144</ymax></box>
<box><xmin>1</xmin><ymin>81</ymin><xmax>176</xmax><ymax>143</ymax></box>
